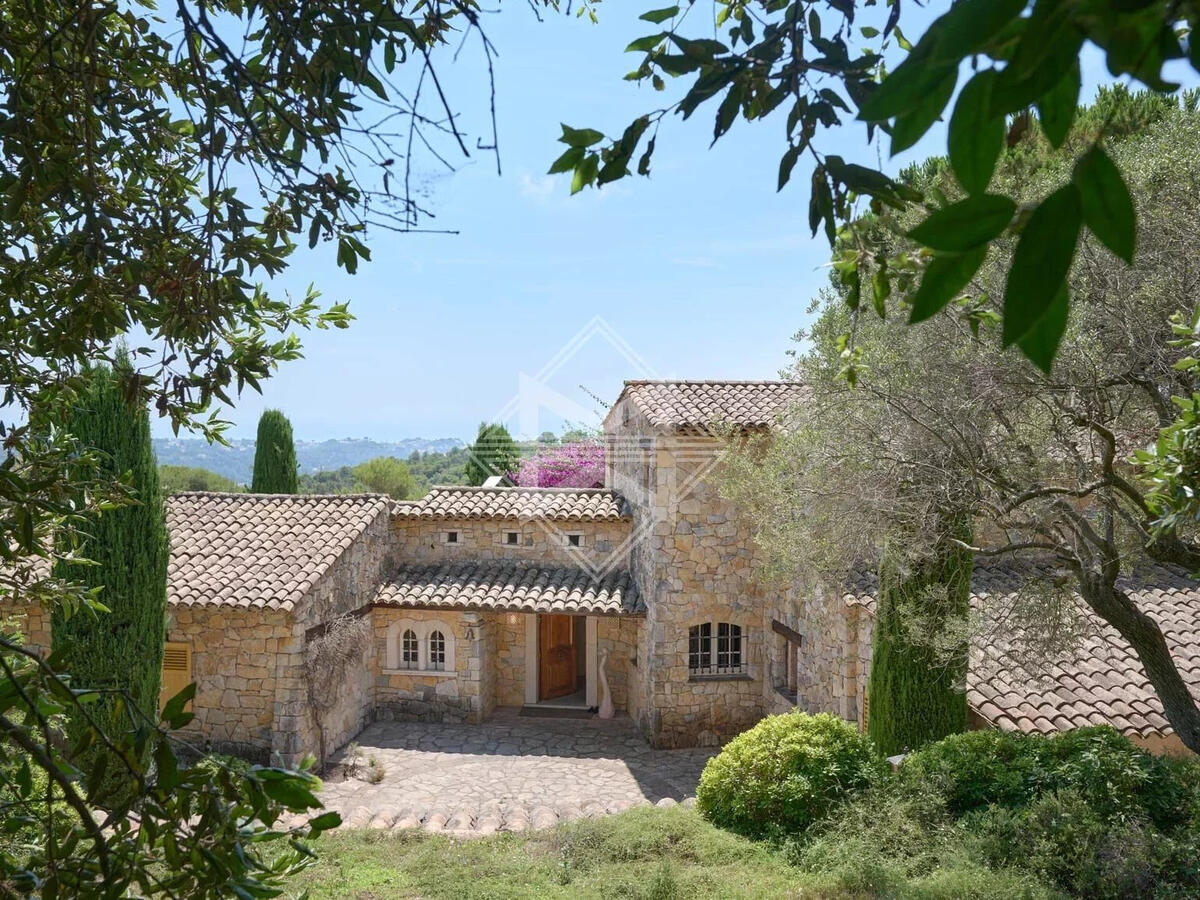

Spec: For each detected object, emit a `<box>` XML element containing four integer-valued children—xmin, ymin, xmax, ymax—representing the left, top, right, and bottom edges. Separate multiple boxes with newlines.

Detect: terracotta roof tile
<box><xmin>166</xmin><ymin>492</ymin><xmax>390</xmax><ymax>611</ymax></box>
<box><xmin>851</xmin><ymin>562</ymin><xmax>1200</xmax><ymax>740</ymax></box>
<box><xmin>612</xmin><ymin>380</ymin><xmax>810</xmax><ymax>433</ymax></box>
<box><xmin>393</xmin><ymin>486</ymin><xmax>629</xmax><ymax>521</ymax></box>
<box><xmin>373</xmin><ymin>560</ymin><xmax>642</xmax><ymax>616</ymax></box>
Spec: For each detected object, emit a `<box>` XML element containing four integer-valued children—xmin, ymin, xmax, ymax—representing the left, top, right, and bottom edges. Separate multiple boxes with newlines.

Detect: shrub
<box><xmin>900</xmin><ymin>726</ymin><xmax>1188</xmax><ymax>828</ymax></box>
<box><xmin>962</xmin><ymin>789</ymin><xmax>1199</xmax><ymax>899</ymax></box>
<box><xmin>696</xmin><ymin>712</ymin><xmax>883</xmax><ymax>839</ymax></box>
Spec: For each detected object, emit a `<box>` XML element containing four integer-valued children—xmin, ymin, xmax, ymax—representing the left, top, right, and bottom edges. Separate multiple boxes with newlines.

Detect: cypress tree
<box><xmin>251</xmin><ymin>409</ymin><xmax>298</xmax><ymax>493</ymax></box>
<box><xmin>867</xmin><ymin>517</ymin><xmax>973</xmax><ymax>757</ymax></box>
<box><xmin>51</xmin><ymin>357</ymin><xmax>169</xmax><ymax>757</ymax></box>
<box><xmin>464</xmin><ymin>422</ymin><xmax>521</xmax><ymax>486</ymax></box>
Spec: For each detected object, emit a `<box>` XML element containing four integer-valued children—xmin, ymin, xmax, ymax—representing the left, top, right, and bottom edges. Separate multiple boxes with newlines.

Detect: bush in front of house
<box><xmin>695</xmin><ymin>711</ymin><xmax>884</xmax><ymax>839</ymax></box>
<box><xmin>899</xmin><ymin>725</ymin><xmax>1189</xmax><ymax>828</ymax></box>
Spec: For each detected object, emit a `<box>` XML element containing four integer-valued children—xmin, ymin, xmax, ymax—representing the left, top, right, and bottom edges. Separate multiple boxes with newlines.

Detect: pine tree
<box><xmin>464</xmin><ymin>422</ymin><xmax>520</xmax><ymax>486</ymax></box>
<box><xmin>51</xmin><ymin>357</ymin><xmax>169</xmax><ymax>765</ymax></box>
<box><xmin>251</xmin><ymin>409</ymin><xmax>298</xmax><ymax>493</ymax></box>
<box><xmin>867</xmin><ymin>519</ymin><xmax>972</xmax><ymax>757</ymax></box>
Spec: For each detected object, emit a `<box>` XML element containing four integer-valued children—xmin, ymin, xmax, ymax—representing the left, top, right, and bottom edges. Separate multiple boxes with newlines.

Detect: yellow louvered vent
<box><xmin>160</xmin><ymin>642</ymin><xmax>192</xmax><ymax>713</ymax></box>
<box><xmin>862</xmin><ymin>689</ymin><xmax>870</xmax><ymax>732</ymax></box>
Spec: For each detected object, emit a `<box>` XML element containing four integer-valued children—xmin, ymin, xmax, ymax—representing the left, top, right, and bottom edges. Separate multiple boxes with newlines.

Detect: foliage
<box><xmin>0</xmin><ymin>0</ymin><xmax>538</xmax><ymax>885</ymax></box>
<box><xmin>868</xmin><ymin>523</ymin><xmax>972</xmax><ymax>756</ymax></box>
<box><xmin>252</xmin><ymin>409</ymin><xmax>299</xmax><ymax>494</ymax></box>
<box><xmin>352</xmin><ymin>456</ymin><xmax>419</xmax><ymax>499</ymax></box>
<box><xmin>406</xmin><ymin>446</ymin><xmax>470</xmax><ymax>492</ymax></box>
<box><xmin>899</xmin><ymin>726</ymin><xmax>1189</xmax><ymax>829</ymax></box>
<box><xmin>305</xmin><ymin>614</ymin><xmax>372</xmax><ymax>765</ymax></box>
<box><xmin>511</xmin><ymin>440</ymin><xmax>605</xmax><ymax>488</ymax></box>
<box><xmin>718</xmin><ymin>93</ymin><xmax>1200</xmax><ymax>754</ymax></box>
<box><xmin>790</xmin><ymin>726</ymin><xmax>1200</xmax><ymax>899</ymax></box>
<box><xmin>50</xmin><ymin>360</ymin><xmax>169</xmax><ymax>783</ymax></box>
<box><xmin>464</xmin><ymin>422</ymin><xmax>522</xmax><ymax>486</ymax></box>
<box><xmin>695</xmin><ymin>711</ymin><xmax>884</xmax><ymax>839</ymax></box>
<box><xmin>159</xmin><ymin>464</ymin><xmax>242</xmax><ymax>494</ymax></box>
<box><xmin>565</xmin><ymin>1</ymin><xmax>1200</xmax><ymax>371</ymax></box>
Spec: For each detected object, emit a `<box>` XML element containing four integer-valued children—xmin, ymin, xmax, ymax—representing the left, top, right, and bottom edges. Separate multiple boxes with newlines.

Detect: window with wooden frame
<box><xmin>160</xmin><ymin>641</ymin><xmax>192</xmax><ymax>712</ymax></box>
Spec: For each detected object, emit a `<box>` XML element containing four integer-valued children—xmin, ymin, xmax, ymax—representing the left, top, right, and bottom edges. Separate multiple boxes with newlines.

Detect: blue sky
<box><xmin>163</xmin><ymin>4</ymin><xmax>1193</xmax><ymax>444</ymax></box>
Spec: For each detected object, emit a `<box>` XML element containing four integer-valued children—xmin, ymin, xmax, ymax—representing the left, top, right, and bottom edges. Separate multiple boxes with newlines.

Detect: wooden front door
<box><xmin>538</xmin><ymin>614</ymin><xmax>577</xmax><ymax>701</ymax></box>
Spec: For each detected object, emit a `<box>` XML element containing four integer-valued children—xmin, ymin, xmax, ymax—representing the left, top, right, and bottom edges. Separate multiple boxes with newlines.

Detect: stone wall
<box><xmin>760</xmin><ymin>589</ymin><xmax>866</xmax><ymax>726</ymax></box>
<box><xmin>281</xmin><ymin>506</ymin><xmax>394</xmax><ymax>766</ymax></box>
<box><xmin>607</xmin><ymin>398</ymin><xmax>769</xmax><ymax>747</ymax></box>
<box><xmin>372</xmin><ymin>608</ymin><xmax>483</xmax><ymax>723</ymax></box>
<box><xmin>392</xmin><ymin>517</ymin><xmax>631</xmax><ymax>570</ymax></box>
<box><xmin>491</xmin><ymin>612</ymin><xmax>527</xmax><ymax>707</ymax></box>
<box><xmin>596</xmin><ymin>615</ymin><xmax>638</xmax><ymax>712</ymax></box>
<box><xmin>169</xmin><ymin>604</ymin><xmax>293</xmax><ymax>762</ymax></box>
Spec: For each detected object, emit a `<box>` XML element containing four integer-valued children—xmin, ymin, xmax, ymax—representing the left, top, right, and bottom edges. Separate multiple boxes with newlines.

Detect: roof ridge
<box><xmin>622</xmin><ymin>378</ymin><xmax>802</xmax><ymax>386</ymax></box>
<box><xmin>169</xmin><ymin>491</ymin><xmax>390</xmax><ymax>501</ymax></box>
<box><xmin>426</xmin><ymin>485</ymin><xmax>616</xmax><ymax>494</ymax></box>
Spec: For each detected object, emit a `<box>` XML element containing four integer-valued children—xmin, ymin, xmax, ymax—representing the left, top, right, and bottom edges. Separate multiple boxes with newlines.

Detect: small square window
<box><xmin>505</xmin><ymin>531</ymin><xmax>519</xmax><ymax>545</ymax></box>
<box><xmin>566</xmin><ymin>533</ymin><xmax>583</xmax><ymax>547</ymax></box>
<box><xmin>445</xmin><ymin>531</ymin><xmax>459</xmax><ymax>544</ymax></box>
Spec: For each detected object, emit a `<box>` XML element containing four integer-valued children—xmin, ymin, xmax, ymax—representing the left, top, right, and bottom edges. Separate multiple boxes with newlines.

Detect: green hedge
<box><xmin>696</xmin><ymin>712</ymin><xmax>884</xmax><ymax>839</ymax></box>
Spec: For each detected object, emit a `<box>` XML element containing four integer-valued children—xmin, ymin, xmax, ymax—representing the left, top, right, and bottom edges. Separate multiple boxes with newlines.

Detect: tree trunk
<box><xmin>1080</xmin><ymin>572</ymin><xmax>1200</xmax><ymax>754</ymax></box>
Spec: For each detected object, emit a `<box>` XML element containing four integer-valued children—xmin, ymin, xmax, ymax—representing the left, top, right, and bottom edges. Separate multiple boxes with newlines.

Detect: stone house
<box><xmin>5</xmin><ymin>380</ymin><xmax>1199</xmax><ymax>763</ymax></box>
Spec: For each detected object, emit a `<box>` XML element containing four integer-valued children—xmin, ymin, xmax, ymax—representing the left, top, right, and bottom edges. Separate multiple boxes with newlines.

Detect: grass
<box><xmin>283</xmin><ymin>806</ymin><xmax>1057</xmax><ymax>900</ymax></box>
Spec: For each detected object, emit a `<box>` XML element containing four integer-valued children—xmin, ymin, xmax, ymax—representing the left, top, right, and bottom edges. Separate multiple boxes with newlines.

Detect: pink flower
<box><xmin>511</xmin><ymin>441</ymin><xmax>605</xmax><ymax>489</ymax></box>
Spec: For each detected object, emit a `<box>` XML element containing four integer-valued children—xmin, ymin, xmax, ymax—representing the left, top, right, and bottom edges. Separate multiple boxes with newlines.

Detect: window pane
<box><xmin>716</xmin><ymin>623</ymin><xmax>743</xmax><ymax>673</ymax></box>
<box><xmin>428</xmin><ymin>630</ymin><xmax>446</xmax><ymax>671</ymax></box>
<box><xmin>401</xmin><ymin>629</ymin><xmax>419</xmax><ymax>669</ymax></box>
<box><xmin>689</xmin><ymin>622</ymin><xmax>712</xmax><ymax>674</ymax></box>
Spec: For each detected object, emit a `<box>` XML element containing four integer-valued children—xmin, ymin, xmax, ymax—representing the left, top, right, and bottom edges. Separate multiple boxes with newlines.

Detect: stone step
<box><xmin>295</xmin><ymin>792</ymin><xmax>701</xmax><ymax>836</ymax></box>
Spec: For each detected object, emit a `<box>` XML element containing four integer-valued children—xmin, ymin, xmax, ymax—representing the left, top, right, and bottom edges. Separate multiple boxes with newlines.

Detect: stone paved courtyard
<box><xmin>312</xmin><ymin>710</ymin><xmax>718</xmax><ymax>835</ymax></box>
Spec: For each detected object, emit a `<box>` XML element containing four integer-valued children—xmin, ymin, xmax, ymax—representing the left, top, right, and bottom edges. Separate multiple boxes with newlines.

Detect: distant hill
<box><xmin>152</xmin><ymin>437</ymin><xmax>464</xmax><ymax>485</ymax></box>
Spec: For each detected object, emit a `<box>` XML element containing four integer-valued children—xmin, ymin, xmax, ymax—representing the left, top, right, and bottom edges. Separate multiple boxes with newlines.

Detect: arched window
<box><xmin>401</xmin><ymin>629</ymin><xmax>419</xmax><ymax>670</ymax></box>
<box><xmin>688</xmin><ymin>622</ymin><xmax>745</xmax><ymax>677</ymax></box>
<box><xmin>428</xmin><ymin>630</ymin><xmax>446</xmax><ymax>671</ymax></box>
<box><xmin>385</xmin><ymin>619</ymin><xmax>456</xmax><ymax>674</ymax></box>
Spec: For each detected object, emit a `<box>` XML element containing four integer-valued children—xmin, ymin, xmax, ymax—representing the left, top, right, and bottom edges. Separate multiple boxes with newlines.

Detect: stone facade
<box><xmin>607</xmin><ymin>398</ymin><xmax>770</xmax><ymax>747</ymax></box>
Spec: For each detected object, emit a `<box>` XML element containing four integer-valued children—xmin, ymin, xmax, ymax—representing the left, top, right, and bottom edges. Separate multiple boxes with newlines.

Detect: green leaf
<box><xmin>570</xmin><ymin>154</ymin><xmax>599</xmax><ymax>194</ymax></box>
<box><xmin>547</xmin><ymin>146</ymin><xmax>584</xmax><ymax>175</ymax></box>
<box><xmin>559</xmin><ymin>124</ymin><xmax>605</xmax><ymax>148</ymax></box>
<box><xmin>871</xmin><ymin>270</ymin><xmax>891</xmax><ymax>318</ymax></box>
<box><xmin>931</xmin><ymin>0</ymin><xmax>1028</xmax><ymax>63</ymax></box>
<box><xmin>639</xmin><ymin>6</ymin><xmax>679</xmax><ymax>24</ymax></box>
<box><xmin>907</xmin><ymin>195</ymin><xmax>1015</xmax><ymax>252</ymax></box>
<box><xmin>161</xmin><ymin>682</ymin><xmax>196</xmax><ymax>730</ymax></box>
<box><xmin>889</xmin><ymin>68</ymin><xmax>957</xmax><ymax>155</ymax></box>
<box><xmin>948</xmin><ymin>71</ymin><xmax>1004</xmax><ymax>195</ymax></box>
<box><xmin>626</xmin><ymin>33</ymin><xmax>667</xmax><ymax>53</ymax></box>
<box><xmin>260</xmin><ymin>777</ymin><xmax>321</xmax><ymax>810</ymax></box>
<box><xmin>1073</xmin><ymin>146</ymin><xmax>1136</xmax><ymax>263</ymax></box>
<box><xmin>778</xmin><ymin>144</ymin><xmax>801</xmax><ymax>191</ymax></box>
<box><xmin>909</xmin><ymin>246</ymin><xmax>988</xmax><ymax>324</ymax></box>
<box><xmin>1002</xmin><ymin>184</ymin><xmax>1082</xmax><ymax>346</ymax></box>
<box><xmin>857</xmin><ymin>58</ymin><xmax>956</xmax><ymax>122</ymax></box>
<box><xmin>307</xmin><ymin>811</ymin><xmax>342</xmax><ymax>835</ymax></box>
<box><xmin>1016</xmin><ymin>282</ymin><xmax>1069</xmax><ymax>373</ymax></box>
<box><xmin>1036</xmin><ymin>61</ymin><xmax>1080</xmax><ymax>149</ymax></box>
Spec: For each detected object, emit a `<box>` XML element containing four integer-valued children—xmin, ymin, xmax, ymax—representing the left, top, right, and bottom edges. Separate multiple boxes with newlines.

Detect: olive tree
<box><xmin>721</xmin><ymin>93</ymin><xmax>1200</xmax><ymax>753</ymax></box>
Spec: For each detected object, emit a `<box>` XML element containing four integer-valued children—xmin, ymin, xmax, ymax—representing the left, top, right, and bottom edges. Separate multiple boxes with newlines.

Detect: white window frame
<box><xmin>385</xmin><ymin>619</ymin><xmax>456</xmax><ymax>675</ymax></box>
<box><xmin>563</xmin><ymin>531</ymin><xmax>585</xmax><ymax>548</ymax></box>
<box><xmin>503</xmin><ymin>530</ymin><xmax>520</xmax><ymax>546</ymax></box>
<box><xmin>440</xmin><ymin>530</ymin><xmax>462</xmax><ymax>545</ymax></box>
<box><xmin>688</xmin><ymin>621</ymin><xmax>746</xmax><ymax>677</ymax></box>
